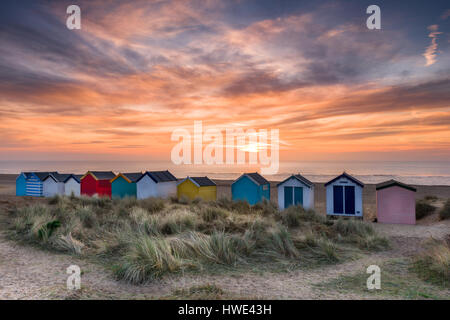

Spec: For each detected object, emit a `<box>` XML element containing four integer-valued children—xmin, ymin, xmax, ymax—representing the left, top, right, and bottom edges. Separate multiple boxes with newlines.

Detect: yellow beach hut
<box><xmin>177</xmin><ymin>176</ymin><xmax>216</xmax><ymax>201</ymax></box>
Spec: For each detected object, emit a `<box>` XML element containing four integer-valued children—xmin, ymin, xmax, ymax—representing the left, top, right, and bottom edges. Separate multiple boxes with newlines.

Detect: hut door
<box><xmin>344</xmin><ymin>186</ymin><xmax>355</xmax><ymax>214</ymax></box>
<box><xmin>294</xmin><ymin>187</ymin><xmax>303</xmax><ymax>206</ymax></box>
<box><xmin>284</xmin><ymin>186</ymin><xmax>293</xmax><ymax>208</ymax></box>
<box><xmin>333</xmin><ymin>186</ymin><xmax>344</xmax><ymax>214</ymax></box>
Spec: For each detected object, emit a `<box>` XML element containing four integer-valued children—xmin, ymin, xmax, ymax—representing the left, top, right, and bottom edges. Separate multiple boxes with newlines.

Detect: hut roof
<box><xmin>44</xmin><ymin>173</ymin><xmax>72</xmax><ymax>182</ymax></box>
<box><xmin>376</xmin><ymin>180</ymin><xmax>416</xmax><ymax>192</ymax></box>
<box><xmin>111</xmin><ymin>172</ymin><xmax>143</xmax><ymax>183</ymax></box>
<box><xmin>233</xmin><ymin>172</ymin><xmax>269</xmax><ymax>186</ymax></box>
<box><xmin>324</xmin><ymin>172</ymin><xmax>364</xmax><ymax>188</ymax></box>
<box><xmin>24</xmin><ymin>172</ymin><xmax>58</xmax><ymax>181</ymax></box>
<box><xmin>138</xmin><ymin>170</ymin><xmax>177</xmax><ymax>183</ymax></box>
<box><xmin>63</xmin><ymin>174</ymin><xmax>82</xmax><ymax>183</ymax></box>
<box><xmin>187</xmin><ymin>176</ymin><xmax>216</xmax><ymax>187</ymax></box>
<box><xmin>22</xmin><ymin>172</ymin><xmax>34</xmax><ymax>179</ymax></box>
<box><xmin>277</xmin><ymin>174</ymin><xmax>313</xmax><ymax>188</ymax></box>
<box><xmin>82</xmin><ymin>171</ymin><xmax>115</xmax><ymax>180</ymax></box>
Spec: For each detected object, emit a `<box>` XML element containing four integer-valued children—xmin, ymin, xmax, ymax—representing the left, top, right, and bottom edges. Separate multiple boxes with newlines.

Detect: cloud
<box><xmin>441</xmin><ymin>9</ymin><xmax>450</xmax><ymax>20</ymax></box>
<box><xmin>0</xmin><ymin>0</ymin><xmax>449</xmax><ymax>161</ymax></box>
<box><xmin>423</xmin><ymin>25</ymin><xmax>442</xmax><ymax>66</ymax></box>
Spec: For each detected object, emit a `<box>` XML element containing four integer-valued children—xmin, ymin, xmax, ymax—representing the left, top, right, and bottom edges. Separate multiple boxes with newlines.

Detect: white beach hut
<box><xmin>136</xmin><ymin>170</ymin><xmax>178</xmax><ymax>199</ymax></box>
<box><xmin>277</xmin><ymin>174</ymin><xmax>314</xmax><ymax>210</ymax></box>
<box><xmin>43</xmin><ymin>173</ymin><xmax>68</xmax><ymax>197</ymax></box>
<box><xmin>64</xmin><ymin>174</ymin><xmax>82</xmax><ymax>197</ymax></box>
<box><xmin>325</xmin><ymin>172</ymin><xmax>364</xmax><ymax>217</ymax></box>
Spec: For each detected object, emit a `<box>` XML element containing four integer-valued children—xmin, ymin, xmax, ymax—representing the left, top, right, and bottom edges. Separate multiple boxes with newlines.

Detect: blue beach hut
<box><xmin>231</xmin><ymin>172</ymin><xmax>270</xmax><ymax>205</ymax></box>
<box><xmin>16</xmin><ymin>172</ymin><xmax>58</xmax><ymax>197</ymax></box>
<box><xmin>16</xmin><ymin>173</ymin><xmax>27</xmax><ymax>196</ymax></box>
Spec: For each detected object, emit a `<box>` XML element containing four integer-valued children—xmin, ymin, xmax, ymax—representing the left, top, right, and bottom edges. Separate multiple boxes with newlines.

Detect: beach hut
<box><xmin>277</xmin><ymin>174</ymin><xmax>314</xmax><ymax>210</ymax></box>
<box><xmin>110</xmin><ymin>172</ymin><xmax>143</xmax><ymax>198</ymax></box>
<box><xmin>16</xmin><ymin>173</ymin><xmax>28</xmax><ymax>196</ymax></box>
<box><xmin>80</xmin><ymin>171</ymin><xmax>115</xmax><ymax>198</ymax></box>
<box><xmin>177</xmin><ymin>176</ymin><xmax>216</xmax><ymax>201</ymax></box>
<box><xmin>43</xmin><ymin>173</ymin><xmax>70</xmax><ymax>197</ymax></box>
<box><xmin>325</xmin><ymin>172</ymin><xmax>364</xmax><ymax>217</ymax></box>
<box><xmin>376</xmin><ymin>180</ymin><xmax>416</xmax><ymax>225</ymax></box>
<box><xmin>64</xmin><ymin>174</ymin><xmax>82</xmax><ymax>197</ymax></box>
<box><xmin>16</xmin><ymin>172</ymin><xmax>58</xmax><ymax>197</ymax></box>
<box><xmin>231</xmin><ymin>172</ymin><xmax>270</xmax><ymax>205</ymax></box>
<box><xmin>136</xmin><ymin>170</ymin><xmax>178</xmax><ymax>199</ymax></box>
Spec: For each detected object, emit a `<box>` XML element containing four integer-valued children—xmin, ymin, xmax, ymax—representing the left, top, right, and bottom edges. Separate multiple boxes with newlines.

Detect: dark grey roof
<box><xmin>376</xmin><ymin>180</ymin><xmax>416</xmax><ymax>192</ymax></box>
<box><xmin>324</xmin><ymin>172</ymin><xmax>364</xmax><ymax>188</ymax></box>
<box><xmin>22</xmin><ymin>172</ymin><xmax>33</xmax><ymax>179</ymax></box>
<box><xmin>64</xmin><ymin>174</ymin><xmax>82</xmax><ymax>183</ymax></box>
<box><xmin>235</xmin><ymin>172</ymin><xmax>269</xmax><ymax>186</ymax></box>
<box><xmin>33</xmin><ymin>172</ymin><xmax>58</xmax><ymax>181</ymax></box>
<box><xmin>277</xmin><ymin>174</ymin><xmax>313</xmax><ymax>187</ymax></box>
<box><xmin>190</xmin><ymin>176</ymin><xmax>216</xmax><ymax>187</ymax></box>
<box><xmin>44</xmin><ymin>173</ymin><xmax>71</xmax><ymax>182</ymax></box>
<box><xmin>138</xmin><ymin>170</ymin><xmax>177</xmax><ymax>183</ymax></box>
<box><xmin>89</xmin><ymin>171</ymin><xmax>115</xmax><ymax>180</ymax></box>
<box><xmin>56</xmin><ymin>174</ymin><xmax>72</xmax><ymax>182</ymax></box>
<box><xmin>121</xmin><ymin>172</ymin><xmax>143</xmax><ymax>182</ymax></box>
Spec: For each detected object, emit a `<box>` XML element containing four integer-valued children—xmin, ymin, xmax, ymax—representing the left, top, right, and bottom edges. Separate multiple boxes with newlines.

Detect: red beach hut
<box><xmin>80</xmin><ymin>171</ymin><xmax>115</xmax><ymax>198</ymax></box>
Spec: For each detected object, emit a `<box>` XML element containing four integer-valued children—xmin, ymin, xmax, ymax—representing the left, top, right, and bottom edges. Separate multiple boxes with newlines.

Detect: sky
<box><xmin>0</xmin><ymin>0</ymin><xmax>449</xmax><ymax>163</ymax></box>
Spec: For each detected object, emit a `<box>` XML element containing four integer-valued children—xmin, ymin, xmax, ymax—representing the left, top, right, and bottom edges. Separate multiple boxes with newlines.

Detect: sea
<box><xmin>1</xmin><ymin>160</ymin><xmax>449</xmax><ymax>186</ymax></box>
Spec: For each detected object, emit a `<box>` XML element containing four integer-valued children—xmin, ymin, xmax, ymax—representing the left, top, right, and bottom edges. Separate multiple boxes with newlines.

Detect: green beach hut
<box><xmin>110</xmin><ymin>172</ymin><xmax>143</xmax><ymax>198</ymax></box>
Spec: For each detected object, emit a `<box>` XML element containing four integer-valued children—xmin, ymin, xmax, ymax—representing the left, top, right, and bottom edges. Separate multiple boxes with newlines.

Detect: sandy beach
<box><xmin>2</xmin><ymin>174</ymin><xmax>450</xmax><ymax>221</ymax></box>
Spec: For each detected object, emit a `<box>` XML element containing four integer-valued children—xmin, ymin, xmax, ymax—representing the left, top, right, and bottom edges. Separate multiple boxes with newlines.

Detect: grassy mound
<box><xmin>9</xmin><ymin>195</ymin><xmax>389</xmax><ymax>284</ymax></box>
<box><xmin>416</xmin><ymin>199</ymin><xmax>436</xmax><ymax>220</ymax></box>
<box><xmin>412</xmin><ymin>238</ymin><xmax>450</xmax><ymax>288</ymax></box>
<box><xmin>438</xmin><ymin>199</ymin><xmax>450</xmax><ymax>220</ymax></box>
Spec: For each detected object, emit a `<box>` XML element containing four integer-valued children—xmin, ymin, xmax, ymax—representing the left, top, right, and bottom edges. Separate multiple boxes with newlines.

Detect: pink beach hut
<box><xmin>376</xmin><ymin>180</ymin><xmax>416</xmax><ymax>225</ymax></box>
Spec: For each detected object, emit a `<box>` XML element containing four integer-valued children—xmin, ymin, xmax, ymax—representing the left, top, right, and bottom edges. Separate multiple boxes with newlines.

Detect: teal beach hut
<box><xmin>110</xmin><ymin>172</ymin><xmax>142</xmax><ymax>198</ymax></box>
<box><xmin>16</xmin><ymin>172</ymin><xmax>58</xmax><ymax>197</ymax></box>
<box><xmin>231</xmin><ymin>172</ymin><xmax>270</xmax><ymax>205</ymax></box>
<box><xmin>16</xmin><ymin>173</ymin><xmax>27</xmax><ymax>196</ymax></box>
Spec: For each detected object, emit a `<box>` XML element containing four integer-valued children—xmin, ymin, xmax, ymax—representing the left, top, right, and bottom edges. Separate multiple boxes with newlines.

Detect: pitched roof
<box><xmin>376</xmin><ymin>180</ymin><xmax>416</xmax><ymax>192</ymax></box>
<box><xmin>57</xmin><ymin>174</ymin><xmax>72</xmax><ymax>182</ymax></box>
<box><xmin>233</xmin><ymin>172</ymin><xmax>269</xmax><ymax>186</ymax></box>
<box><xmin>28</xmin><ymin>172</ymin><xmax>58</xmax><ymax>181</ymax></box>
<box><xmin>277</xmin><ymin>174</ymin><xmax>313</xmax><ymax>188</ymax></box>
<box><xmin>324</xmin><ymin>172</ymin><xmax>364</xmax><ymax>188</ymax></box>
<box><xmin>44</xmin><ymin>173</ymin><xmax>71</xmax><ymax>182</ymax></box>
<box><xmin>44</xmin><ymin>173</ymin><xmax>72</xmax><ymax>182</ymax></box>
<box><xmin>22</xmin><ymin>172</ymin><xmax>34</xmax><ymax>179</ymax></box>
<box><xmin>82</xmin><ymin>171</ymin><xmax>115</xmax><ymax>180</ymax></box>
<box><xmin>64</xmin><ymin>174</ymin><xmax>82</xmax><ymax>183</ymax></box>
<box><xmin>122</xmin><ymin>172</ymin><xmax>143</xmax><ymax>182</ymax></box>
<box><xmin>137</xmin><ymin>170</ymin><xmax>177</xmax><ymax>183</ymax></box>
<box><xmin>111</xmin><ymin>172</ymin><xmax>143</xmax><ymax>183</ymax></box>
<box><xmin>188</xmin><ymin>176</ymin><xmax>216</xmax><ymax>187</ymax></box>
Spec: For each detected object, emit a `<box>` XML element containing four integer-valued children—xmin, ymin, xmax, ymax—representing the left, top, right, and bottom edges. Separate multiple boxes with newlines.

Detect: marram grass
<box><xmin>10</xmin><ymin>196</ymin><xmax>390</xmax><ymax>284</ymax></box>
